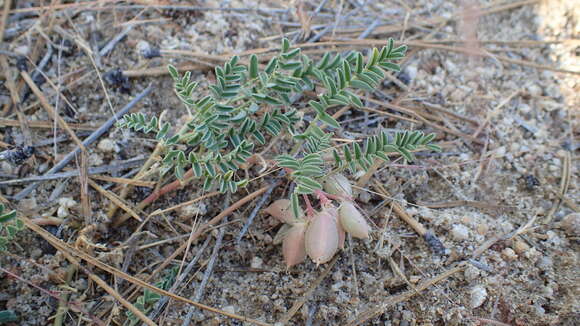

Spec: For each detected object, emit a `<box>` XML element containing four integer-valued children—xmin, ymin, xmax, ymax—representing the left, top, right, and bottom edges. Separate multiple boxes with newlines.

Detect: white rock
<box><xmin>451</xmin><ymin>224</ymin><xmax>470</xmax><ymax>241</ymax></box>
<box><xmin>251</xmin><ymin>256</ymin><xmax>263</xmax><ymax>269</ymax></box>
<box><xmin>13</xmin><ymin>45</ymin><xmax>30</xmax><ymax>56</ymax></box>
<box><xmin>501</xmin><ymin>248</ymin><xmax>518</xmax><ymax>261</ymax></box>
<box><xmin>58</xmin><ymin>197</ymin><xmax>76</xmax><ymax>208</ymax></box>
<box><xmin>88</xmin><ymin>153</ymin><xmax>103</xmax><ymax>166</ymax></box>
<box><xmin>526</xmin><ymin>83</ymin><xmax>542</xmax><ymax>97</ymax></box>
<box><xmin>137</xmin><ymin>40</ymin><xmax>152</xmax><ymax>57</ymax></box>
<box><xmin>560</xmin><ymin>213</ymin><xmax>580</xmax><ymax>236</ymax></box>
<box><xmin>222</xmin><ymin>305</ymin><xmax>236</xmax><ymax>314</ymax></box>
<box><xmin>406</xmin><ymin>64</ymin><xmax>418</xmax><ymax>81</ymax></box>
<box><xmin>57</xmin><ymin>206</ymin><xmax>69</xmax><ymax>218</ymax></box>
<box><xmin>97</xmin><ymin>139</ymin><xmax>116</xmax><ymax>152</ymax></box>
<box><xmin>1</xmin><ymin>162</ymin><xmax>13</xmax><ymax>174</ymax></box>
<box><xmin>18</xmin><ymin>197</ymin><xmax>37</xmax><ymax>210</ymax></box>
<box><xmin>513</xmin><ymin>239</ymin><xmax>530</xmax><ymax>254</ymax></box>
<box><xmin>470</xmin><ymin>285</ymin><xmax>487</xmax><ymax>308</ymax></box>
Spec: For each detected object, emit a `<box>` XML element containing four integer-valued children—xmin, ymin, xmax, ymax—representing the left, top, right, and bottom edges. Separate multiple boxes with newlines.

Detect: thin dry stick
<box><xmin>0</xmin><ymin>266</ymin><xmax>106</xmax><ymax>326</ymax></box>
<box><xmin>0</xmin><ymin>119</ymin><xmax>98</xmax><ymax>130</ymax></box>
<box><xmin>124</xmin><ymin>64</ymin><xmax>206</xmax><ymax>77</ymax></box>
<box><xmin>278</xmin><ymin>255</ymin><xmax>339</xmax><ymax>325</ymax></box>
<box><xmin>473</xmin><ymin>89</ymin><xmax>520</xmax><ymax>138</ymax></box>
<box><xmin>362</xmin><ymin>96</ymin><xmax>484</xmax><ymax>144</ymax></box>
<box><xmin>20</xmin><ymin>71</ymin><xmax>86</xmax><ymax>151</ymax></box>
<box><xmin>148</xmin><ymin>191</ymin><xmax>221</xmax><ymax>216</ymax></box>
<box><xmin>347</xmin><ymin>263</ymin><xmax>466</xmax><ymax>325</ymax></box>
<box><xmin>112</xmin><ymin>168</ymin><xmax>195</xmax><ymax>227</ymax></box>
<box><xmin>371</xmin><ymin>181</ymin><xmax>426</xmax><ymax>236</ymax></box>
<box><xmin>0</xmin><ymin>0</ymin><xmax>11</xmax><ymax>41</ymax></box>
<box><xmin>415</xmin><ymin>199</ymin><xmax>505</xmax><ymax>211</ymax></box>
<box><xmin>20</xmin><ymin>216</ymin><xmax>274</xmax><ymax>326</ymax></box>
<box><xmin>13</xmin><ymin>85</ymin><xmax>152</xmax><ymax>200</ymax></box>
<box><xmin>182</xmin><ymin>202</ymin><xmax>229</xmax><ymax>326</ymax></box>
<box><xmin>0</xmin><ymin>158</ymin><xmax>145</xmax><ymax>185</ymax></box>
<box><xmin>53</xmin><ymin>265</ymin><xmax>76</xmax><ymax>326</ymax></box>
<box><xmin>107</xmin><ymin>141</ymin><xmax>167</xmax><ymax>219</ymax></box>
<box><xmin>90</xmin><ymin>175</ymin><xmax>155</xmax><ymax>187</ymax></box>
<box><xmin>119</xmin><ymin>186</ymin><xmax>272</xmax><ymax>309</ymax></box>
<box><xmin>148</xmin><ymin>235</ymin><xmax>212</xmax><ymax>321</ymax></box>
<box><xmin>370</xmin><ymin>181</ymin><xmax>447</xmax><ymax>255</ymax></box>
<box><xmin>544</xmin><ymin>151</ymin><xmax>571</xmax><ymax>223</ymax></box>
<box><xmin>2</xmin><ymin>57</ymin><xmax>38</xmax><ymax>145</ymax></box>
<box><xmin>79</xmin><ymin>152</ymin><xmax>91</xmax><ymax>218</ymax></box>
<box><xmin>67</xmin><ymin>249</ymin><xmax>157</xmax><ymax>326</ymax></box>
<box><xmin>87</xmin><ymin>178</ymin><xmax>143</xmax><ymax>222</ymax></box>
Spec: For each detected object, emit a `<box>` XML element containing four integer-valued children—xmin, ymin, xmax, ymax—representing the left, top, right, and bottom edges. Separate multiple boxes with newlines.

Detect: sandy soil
<box><xmin>0</xmin><ymin>0</ymin><xmax>578</xmax><ymax>325</ymax></box>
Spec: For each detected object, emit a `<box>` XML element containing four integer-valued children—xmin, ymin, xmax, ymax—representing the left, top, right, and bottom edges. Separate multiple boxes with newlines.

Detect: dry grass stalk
<box><xmin>0</xmin><ymin>0</ymin><xmax>11</xmax><ymax>41</ymax></box>
<box><xmin>544</xmin><ymin>151</ymin><xmax>572</xmax><ymax>223</ymax></box>
<box><xmin>21</xmin><ymin>71</ymin><xmax>86</xmax><ymax>151</ymax></box>
<box><xmin>21</xmin><ymin>216</ymin><xmax>274</xmax><ymax>326</ymax></box>
<box><xmin>79</xmin><ymin>151</ymin><xmax>92</xmax><ymax>219</ymax></box>
<box><xmin>88</xmin><ymin>178</ymin><xmax>143</xmax><ymax>222</ymax></box>
<box><xmin>118</xmin><ymin>186</ymin><xmax>272</xmax><ymax>314</ymax></box>
<box><xmin>0</xmin><ymin>118</ymin><xmax>98</xmax><ymax>131</ymax></box>
<box><xmin>371</xmin><ymin>181</ymin><xmax>428</xmax><ymax>236</ymax></box>
<box><xmin>278</xmin><ymin>255</ymin><xmax>339</xmax><ymax>324</ymax></box>
<box><xmin>347</xmin><ymin>263</ymin><xmax>467</xmax><ymax>325</ymax></box>
<box><xmin>90</xmin><ymin>175</ymin><xmax>156</xmax><ymax>187</ymax></box>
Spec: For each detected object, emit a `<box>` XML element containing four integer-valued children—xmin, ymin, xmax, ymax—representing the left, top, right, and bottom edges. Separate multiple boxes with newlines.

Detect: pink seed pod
<box><xmin>323</xmin><ymin>173</ymin><xmax>352</xmax><ymax>197</ymax></box>
<box><xmin>339</xmin><ymin>201</ymin><xmax>370</xmax><ymax>239</ymax></box>
<box><xmin>282</xmin><ymin>222</ymin><xmax>307</xmax><ymax>268</ymax></box>
<box><xmin>326</xmin><ymin>206</ymin><xmax>345</xmax><ymax>249</ymax></box>
<box><xmin>305</xmin><ymin>209</ymin><xmax>339</xmax><ymax>265</ymax></box>
<box><xmin>264</xmin><ymin>199</ymin><xmax>299</xmax><ymax>224</ymax></box>
<box><xmin>336</xmin><ymin>214</ymin><xmax>346</xmax><ymax>249</ymax></box>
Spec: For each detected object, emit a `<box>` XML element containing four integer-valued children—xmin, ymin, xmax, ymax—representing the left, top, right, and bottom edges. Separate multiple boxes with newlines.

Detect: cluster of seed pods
<box><xmin>264</xmin><ymin>174</ymin><xmax>371</xmax><ymax>268</ymax></box>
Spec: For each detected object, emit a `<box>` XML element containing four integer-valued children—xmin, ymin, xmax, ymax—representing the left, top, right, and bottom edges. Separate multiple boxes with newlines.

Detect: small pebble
<box><xmin>501</xmin><ymin>247</ymin><xmax>518</xmax><ymax>261</ymax></box>
<box><xmin>18</xmin><ymin>197</ymin><xmax>37</xmax><ymax>210</ymax></box>
<box><xmin>251</xmin><ymin>256</ymin><xmax>263</xmax><ymax>269</ymax></box>
<box><xmin>58</xmin><ymin>197</ymin><xmax>76</xmax><ymax>208</ymax></box>
<box><xmin>476</xmin><ymin>223</ymin><xmax>489</xmax><ymax>235</ymax></box>
<box><xmin>97</xmin><ymin>139</ymin><xmax>116</xmax><ymax>152</ymax></box>
<box><xmin>222</xmin><ymin>305</ymin><xmax>236</xmax><ymax>314</ymax></box>
<box><xmin>88</xmin><ymin>153</ymin><xmax>103</xmax><ymax>166</ymax></box>
<box><xmin>451</xmin><ymin>224</ymin><xmax>470</xmax><ymax>241</ymax></box>
<box><xmin>559</xmin><ymin>213</ymin><xmax>580</xmax><ymax>236</ymax></box>
<box><xmin>30</xmin><ymin>248</ymin><xmax>43</xmax><ymax>260</ymax></box>
<box><xmin>513</xmin><ymin>239</ymin><xmax>530</xmax><ymax>254</ymax></box>
<box><xmin>57</xmin><ymin>206</ymin><xmax>69</xmax><ymax>218</ymax></box>
<box><xmin>526</xmin><ymin>83</ymin><xmax>542</xmax><ymax>97</ymax></box>
<box><xmin>470</xmin><ymin>285</ymin><xmax>487</xmax><ymax>308</ymax></box>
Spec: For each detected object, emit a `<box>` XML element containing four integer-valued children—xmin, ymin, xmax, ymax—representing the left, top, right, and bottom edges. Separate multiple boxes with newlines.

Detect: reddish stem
<box><xmin>315</xmin><ymin>189</ymin><xmax>352</xmax><ymax>204</ymax></box>
<box><xmin>302</xmin><ymin>194</ymin><xmax>315</xmax><ymax>217</ymax></box>
<box><xmin>314</xmin><ymin>189</ymin><xmax>331</xmax><ymax>206</ymax></box>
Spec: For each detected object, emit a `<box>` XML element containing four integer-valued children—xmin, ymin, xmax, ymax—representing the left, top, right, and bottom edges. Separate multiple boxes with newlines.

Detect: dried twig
<box><xmin>544</xmin><ymin>151</ymin><xmax>571</xmax><ymax>223</ymax></box>
<box><xmin>235</xmin><ymin>180</ymin><xmax>278</xmax><ymax>245</ymax></box>
<box><xmin>0</xmin><ymin>0</ymin><xmax>11</xmax><ymax>41</ymax></box>
<box><xmin>182</xmin><ymin>198</ymin><xmax>230</xmax><ymax>326</ymax></box>
<box><xmin>13</xmin><ymin>85</ymin><xmax>152</xmax><ymax>200</ymax></box>
<box><xmin>119</xmin><ymin>186</ymin><xmax>272</xmax><ymax>313</ymax></box>
<box><xmin>0</xmin><ymin>158</ymin><xmax>145</xmax><ymax>185</ymax></box>
<box><xmin>371</xmin><ymin>181</ymin><xmax>447</xmax><ymax>254</ymax></box>
<box><xmin>148</xmin><ymin>236</ymin><xmax>211</xmax><ymax>321</ymax></box>
<box><xmin>87</xmin><ymin>178</ymin><xmax>143</xmax><ymax>222</ymax></box>
<box><xmin>278</xmin><ymin>255</ymin><xmax>339</xmax><ymax>325</ymax></box>
<box><xmin>347</xmin><ymin>263</ymin><xmax>466</xmax><ymax>325</ymax></box>
<box><xmin>0</xmin><ymin>119</ymin><xmax>97</xmax><ymax>131</ymax></box>
<box><xmin>21</xmin><ymin>216</ymin><xmax>273</xmax><ymax>326</ymax></box>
